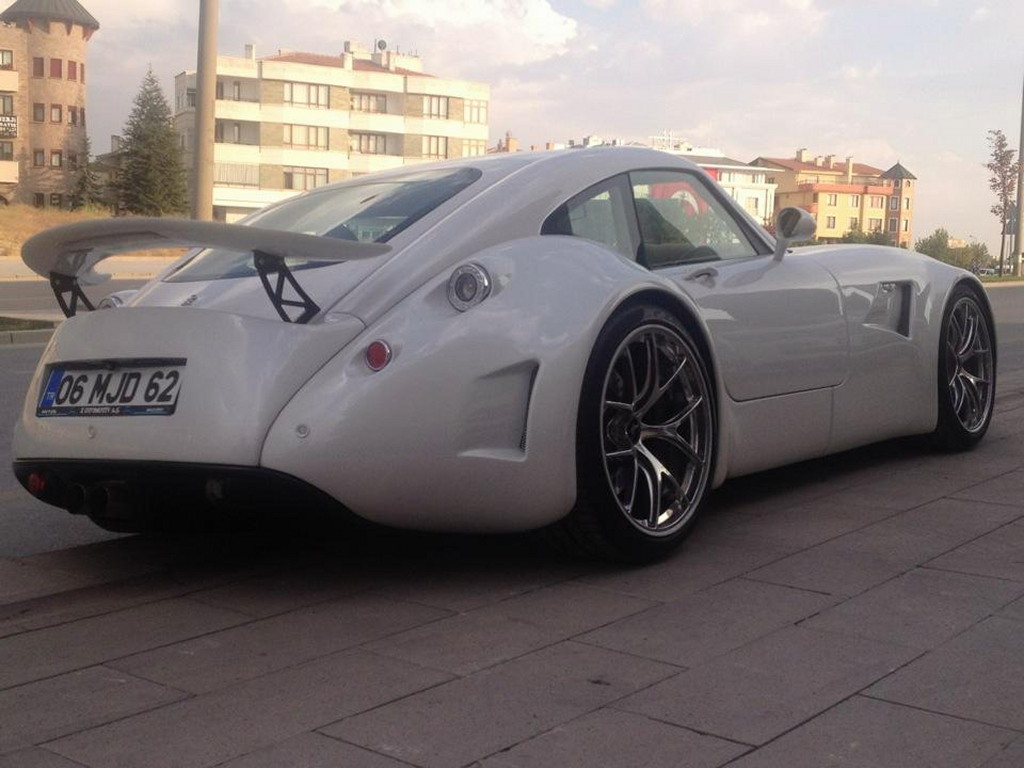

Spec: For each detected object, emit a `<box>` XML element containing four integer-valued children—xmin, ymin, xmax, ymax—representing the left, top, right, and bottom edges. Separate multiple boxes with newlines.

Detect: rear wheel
<box><xmin>551</xmin><ymin>304</ymin><xmax>715</xmax><ymax>562</ymax></box>
<box><xmin>932</xmin><ymin>284</ymin><xmax>995</xmax><ymax>451</ymax></box>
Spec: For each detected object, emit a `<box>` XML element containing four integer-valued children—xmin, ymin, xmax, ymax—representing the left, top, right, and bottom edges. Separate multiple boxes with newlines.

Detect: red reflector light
<box><xmin>27</xmin><ymin>472</ymin><xmax>47</xmax><ymax>496</ymax></box>
<box><xmin>365</xmin><ymin>340</ymin><xmax>392</xmax><ymax>372</ymax></box>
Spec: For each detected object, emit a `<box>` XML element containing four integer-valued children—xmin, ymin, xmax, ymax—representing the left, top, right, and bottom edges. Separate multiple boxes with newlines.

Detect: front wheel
<box><xmin>550</xmin><ymin>305</ymin><xmax>716</xmax><ymax>562</ymax></box>
<box><xmin>932</xmin><ymin>283</ymin><xmax>996</xmax><ymax>451</ymax></box>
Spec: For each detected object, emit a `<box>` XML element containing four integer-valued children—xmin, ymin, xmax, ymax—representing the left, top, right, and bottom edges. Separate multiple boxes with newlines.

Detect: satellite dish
<box><xmin>377</xmin><ymin>39</ymin><xmax>387</xmax><ymax>51</ymax></box>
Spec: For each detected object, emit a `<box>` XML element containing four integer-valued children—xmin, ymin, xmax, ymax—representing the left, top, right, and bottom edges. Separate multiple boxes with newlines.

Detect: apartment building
<box><xmin>174</xmin><ymin>42</ymin><xmax>490</xmax><ymax>222</ymax></box>
<box><xmin>752</xmin><ymin>149</ymin><xmax>917</xmax><ymax>247</ymax></box>
<box><xmin>0</xmin><ymin>0</ymin><xmax>97</xmax><ymax>207</ymax></box>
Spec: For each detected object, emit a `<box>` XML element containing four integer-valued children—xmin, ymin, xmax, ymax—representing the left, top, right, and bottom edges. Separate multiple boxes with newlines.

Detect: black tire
<box><xmin>549</xmin><ymin>304</ymin><xmax>716</xmax><ymax>562</ymax></box>
<box><xmin>932</xmin><ymin>283</ymin><xmax>996</xmax><ymax>451</ymax></box>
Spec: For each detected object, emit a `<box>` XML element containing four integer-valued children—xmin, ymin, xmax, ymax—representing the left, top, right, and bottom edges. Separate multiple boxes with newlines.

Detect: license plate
<box><xmin>37</xmin><ymin>359</ymin><xmax>186</xmax><ymax>417</ymax></box>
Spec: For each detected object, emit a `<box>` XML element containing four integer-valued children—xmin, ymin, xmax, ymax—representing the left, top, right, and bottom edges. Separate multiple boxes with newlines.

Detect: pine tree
<box><xmin>116</xmin><ymin>68</ymin><xmax>189</xmax><ymax>216</ymax></box>
<box><xmin>69</xmin><ymin>135</ymin><xmax>104</xmax><ymax>210</ymax></box>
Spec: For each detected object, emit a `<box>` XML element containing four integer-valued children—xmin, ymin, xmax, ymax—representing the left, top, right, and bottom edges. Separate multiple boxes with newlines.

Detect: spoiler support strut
<box><xmin>50</xmin><ymin>272</ymin><xmax>95</xmax><ymax>318</ymax></box>
<box><xmin>253</xmin><ymin>250</ymin><xmax>320</xmax><ymax>324</ymax></box>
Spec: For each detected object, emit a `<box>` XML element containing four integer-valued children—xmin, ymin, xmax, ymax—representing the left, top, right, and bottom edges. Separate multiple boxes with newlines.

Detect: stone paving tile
<box><xmin>216</xmin><ymin>732</ymin><xmax>411</xmax><ymax>767</ymax></box>
<box><xmin>952</xmin><ymin>469</ymin><xmax>1024</xmax><ymax>507</ymax></box>
<box><xmin>0</xmin><ymin>559</ymin><xmax>91</xmax><ymax>606</ymax></box>
<box><xmin>369</xmin><ymin>556</ymin><xmax>589</xmax><ymax>613</ymax></box>
<box><xmin>111</xmin><ymin>593</ymin><xmax>450</xmax><ymax>693</ymax></box>
<box><xmin>575</xmin><ymin>540</ymin><xmax>791</xmax><ymax>603</ymax></box>
<box><xmin>800</xmin><ymin>567</ymin><xmax>1024</xmax><ymax>649</ymax></box>
<box><xmin>325</xmin><ymin>641</ymin><xmax>679</xmax><ymax>768</ymax></box>
<box><xmin>927</xmin><ymin>517</ymin><xmax>1024</xmax><ymax>582</ymax></box>
<box><xmin>747</xmin><ymin>498</ymin><xmax>1021</xmax><ymax>597</ymax></box>
<box><xmin>477</xmin><ymin>709</ymin><xmax>748</xmax><ymax>768</ymax></box>
<box><xmin>827</xmin><ymin>467</ymin><xmax>986</xmax><ymax>511</ymax></box>
<box><xmin>867</xmin><ymin>617</ymin><xmax>1024</xmax><ymax>731</ymax></box>
<box><xmin>365</xmin><ymin>582</ymin><xmax>655</xmax><ymax>676</ymax></box>
<box><xmin>615</xmin><ymin>626</ymin><xmax>919</xmax><ymax>746</ymax></box>
<box><xmin>0</xmin><ymin>598</ymin><xmax>249</xmax><ymax>689</ymax></box>
<box><xmin>978</xmin><ymin>737</ymin><xmax>1024</xmax><ymax>767</ymax></box>
<box><xmin>46</xmin><ymin>650</ymin><xmax>452</xmax><ymax>768</ymax></box>
<box><xmin>696</xmin><ymin>498</ymin><xmax>898</xmax><ymax>552</ymax></box>
<box><xmin>0</xmin><ymin>749</ymin><xmax>85</xmax><ymax>768</ymax></box>
<box><xmin>187</xmin><ymin>565</ymin><xmax>385</xmax><ymax>618</ymax></box>
<box><xmin>999</xmin><ymin>594</ymin><xmax>1024</xmax><ymax>622</ymax></box>
<box><xmin>726</xmin><ymin>695</ymin><xmax>1019</xmax><ymax>768</ymax></box>
<box><xmin>578</xmin><ymin>578</ymin><xmax>834</xmax><ymax>667</ymax></box>
<box><xmin>0</xmin><ymin>665</ymin><xmax>186</xmax><ymax>755</ymax></box>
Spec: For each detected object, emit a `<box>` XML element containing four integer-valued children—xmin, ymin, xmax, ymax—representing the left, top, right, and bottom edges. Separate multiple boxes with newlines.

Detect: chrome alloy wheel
<box><xmin>600</xmin><ymin>323</ymin><xmax>713</xmax><ymax>536</ymax></box>
<box><xmin>945</xmin><ymin>295</ymin><xmax>994</xmax><ymax>433</ymax></box>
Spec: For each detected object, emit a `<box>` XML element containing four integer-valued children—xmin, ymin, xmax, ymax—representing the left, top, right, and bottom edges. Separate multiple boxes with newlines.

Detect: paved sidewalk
<box><xmin>1</xmin><ymin>374</ymin><xmax>1022</xmax><ymax>766</ymax></box>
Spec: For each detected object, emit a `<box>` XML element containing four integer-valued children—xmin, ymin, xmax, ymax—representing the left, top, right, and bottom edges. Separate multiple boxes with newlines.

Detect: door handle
<box><xmin>686</xmin><ymin>266</ymin><xmax>719</xmax><ymax>282</ymax></box>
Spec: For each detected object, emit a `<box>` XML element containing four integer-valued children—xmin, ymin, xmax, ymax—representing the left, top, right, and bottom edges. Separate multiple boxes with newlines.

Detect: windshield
<box><xmin>166</xmin><ymin>166</ymin><xmax>481</xmax><ymax>282</ymax></box>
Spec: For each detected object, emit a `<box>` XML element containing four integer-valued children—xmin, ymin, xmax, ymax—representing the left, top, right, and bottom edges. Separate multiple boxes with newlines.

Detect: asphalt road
<box><xmin>1</xmin><ymin>283</ymin><xmax>1022</xmax><ymax>558</ymax></box>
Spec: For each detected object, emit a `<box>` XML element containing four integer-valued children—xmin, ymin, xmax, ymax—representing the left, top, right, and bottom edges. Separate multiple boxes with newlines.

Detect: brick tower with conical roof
<box><xmin>0</xmin><ymin>0</ymin><xmax>99</xmax><ymax>207</ymax></box>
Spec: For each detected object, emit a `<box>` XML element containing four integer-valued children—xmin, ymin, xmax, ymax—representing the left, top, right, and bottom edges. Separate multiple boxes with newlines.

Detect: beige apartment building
<box><xmin>0</xmin><ymin>0</ymin><xmax>97</xmax><ymax>207</ymax></box>
<box><xmin>174</xmin><ymin>42</ymin><xmax>490</xmax><ymax>222</ymax></box>
<box><xmin>752</xmin><ymin>149</ymin><xmax>917</xmax><ymax>247</ymax></box>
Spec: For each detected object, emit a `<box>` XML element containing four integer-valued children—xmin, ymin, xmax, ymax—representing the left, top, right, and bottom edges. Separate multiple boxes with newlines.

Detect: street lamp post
<box><xmin>1015</xmin><ymin>70</ymin><xmax>1023</xmax><ymax>276</ymax></box>
<box><xmin>192</xmin><ymin>0</ymin><xmax>217</xmax><ymax>221</ymax></box>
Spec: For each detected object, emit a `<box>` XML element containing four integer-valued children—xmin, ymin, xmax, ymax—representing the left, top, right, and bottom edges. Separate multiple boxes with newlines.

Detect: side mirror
<box><xmin>772</xmin><ymin>207</ymin><xmax>816</xmax><ymax>261</ymax></box>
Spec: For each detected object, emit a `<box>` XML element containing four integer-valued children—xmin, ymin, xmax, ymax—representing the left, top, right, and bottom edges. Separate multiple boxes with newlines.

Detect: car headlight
<box><xmin>447</xmin><ymin>263</ymin><xmax>491</xmax><ymax>312</ymax></box>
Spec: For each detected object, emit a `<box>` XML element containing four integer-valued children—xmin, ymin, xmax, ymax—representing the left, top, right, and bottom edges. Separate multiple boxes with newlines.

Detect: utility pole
<box><xmin>1015</xmin><ymin>68</ymin><xmax>1024</xmax><ymax>276</ymax></box>
<box><xmin>192</xmin><ymin>0</ymin><xmax>217</xmax><ymax>221</ymax></box>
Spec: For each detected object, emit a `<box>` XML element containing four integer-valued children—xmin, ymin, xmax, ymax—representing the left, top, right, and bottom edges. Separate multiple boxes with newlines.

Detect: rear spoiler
<box><xmin>22</xmin><ymin>217</ymin><xmax>391</xmax><ymax>324</ymax></box>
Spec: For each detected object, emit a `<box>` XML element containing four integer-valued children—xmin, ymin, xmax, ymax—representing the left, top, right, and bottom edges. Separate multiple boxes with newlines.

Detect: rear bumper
<box><xmin>12</xmin><ymin>459</ymin><xmax>358</xmax><ymax>528</ymax></box>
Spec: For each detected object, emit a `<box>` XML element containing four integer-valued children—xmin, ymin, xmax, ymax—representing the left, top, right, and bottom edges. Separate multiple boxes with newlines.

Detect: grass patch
<box><xmin>0</xmin><ymin>317</ymin><xmax>57</xmax><ymax>332</ymax></box>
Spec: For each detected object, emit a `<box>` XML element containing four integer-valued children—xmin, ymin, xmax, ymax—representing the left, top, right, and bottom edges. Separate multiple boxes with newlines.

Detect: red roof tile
<box><xmin>754</xmin><ymin>156</ymin><xmax>885</xmax><ymax>176</ymax></box>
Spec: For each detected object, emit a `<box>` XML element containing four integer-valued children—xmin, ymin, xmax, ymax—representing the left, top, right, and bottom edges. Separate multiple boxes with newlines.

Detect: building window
<box><xmin>351</xmin><ymin>92</ymin><xmax>386</xmax><ymax>113</ymax></box>
<box><xmin>68</xmin><ymin>106</ymin><xmax>78</xmax><ymax>125</ymax></box>
<box><xmin>232</xmin><ymin>81</ymin><xmax>240</xmax><ymax>101</ymax></box>
<box><xmin>462</xmin><ymin>139</ymin><xmax>487</xmax><ymax>157</ymax></box>
<box><xmin>850</xmin><ymin>194</ymin><xmax>860</xmax><ymax>207</ymax></box>
<box><xmin>80</xmin><ymin>63</ymin><xmax>85</xmax><ymax>83</ymax></box>
<box><xmin>349</xmin><ymin>132</ymin><xmax>386</xmax><ymax>155</ymax></box>
<box><xmin>68</xmin><ymin>60</ymin><xmax>77</xmax><ymax>81</ymax></box>
<box><xmin>889</xmin><ymin>196</ymin><xmax>899</xmax><ymax>210</ymax></box>
<box><xmin>826</xmin><ymin>193</ymin><xmax>837</xmax><ymax>206</ymax></box>
<box><xmin>283</xmin><ymin>166</ymin><xmax>328</xmax><ymax>190</ymax></box>
<box><xmin>888</xmin><ymin>217</ymin><xmax>898</xmax><ymax>232</ymax></box>
<box><xmin>464</xmin><ymin>99</ymin><xmax>487</xmax><ymax>124</ymax></box>
<box><xmin>50</xmin><ymin>104</ymin><xmax>62</xmax><ymax>123</ymax></box>
<box><xmin>32</xmin><ymin>103</ymin><xmax>45</xmax><ymax>122</ymax></box>
<box><xmin>0</xmin><ymin>94</ymin><xmax>13</xmax><ymax>115</ymax></box>
<box><xmin>868</xmin><ymin>217</ymin><xmax>882</xmax><ymax>232</ymax></box>
<box><xmin>902</xmin><ymin>219</ymin><xmax>909</xmax><ymax>232</ymax></box>
<box><xmin>49</xmin><ymin>58</ymin><xmax>62</xmax><ymax>78</ymax></box>
<box><xmin>870</xmin><ymin>195</ymin><xmax>884</xmax><ymax>208</ymax></box>
<box><xmin>849</xmin><ymin>217</ymin><xmax>859</xmax><ymax>230</ymax></box>
<box><xmin>904</xmin><ymin>197</ymin><xmax>911</xmax><ymax>210</ymax></box>
<box><xmin>49</xmin><ymin>193</ymin><xmax>62</xmax><ymax>208</ymax></box>
<box><xmin>68</xmin><ymin>152</ymin><xmax>78</xmax><ymax>170</ymax></box>
<box><xmin>0</xmin><ymin>50</ymin><xmax>12</xmax><ymax>70</ymax></box>
<box><xmin>0</xmin><ymin>141</ymin><xmax>12</xmax><ymax>161</ymax></box>
<box><xmin>422</xmin><ymin>135</ymin><xmax>448</xmax><ymax>159</ymax></box>
<box><xmin>50</xmin><ymin>150</ymin><xmax>62</xmax><ymax>167</ymax></box>
<box><xmin>33</xmin><ymin>149</ymin><xmax>44</xmax><ymax>166</ymax></box>
<box><xmin>33</xmin><ymin>192</ymin><xmax>44</xmax><ymax>207</ymax></box>
<box><xmin>283</xmin><ymin>124</ymin><xmax>329</xmax><ymax>150</ymax></box>
<box><xmin>33</xmin><ymin>57</ymin><xmax>44</xmax><ymax>77</ymax></box>
<box><xmin>186</xmin><ymin>89</ymin><xmax>196</xmax><ymax>108</ymax></box>
<box><xmin>284</xmin><ymin>82</ymin><xmax>329</xmax><ymax>108</ymax></box>
<box><xmin>825</xmin><ymin>216</ymin><xmax>837</xmax><ymax>229</ymax></box>
<box><xmin>422</xmin><ymin>96</ymin><xmax>449</xmax><ymax>119</ymax></box>
<box><xmin>215</xmin><ymin>81</ymin><xmax>224</xmax><ymax>100</ymax></box>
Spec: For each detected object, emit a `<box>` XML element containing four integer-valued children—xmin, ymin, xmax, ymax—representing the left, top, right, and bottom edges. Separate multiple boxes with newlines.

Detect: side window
<box><xmin>541</xmin><ymin>174</ymin><xmax>638</xmax><ymax>259</ymax></box>
<box><xmin>630</xmin><ymin>170</ymin><xmax>760</xmax><ymax>269</ymax></box>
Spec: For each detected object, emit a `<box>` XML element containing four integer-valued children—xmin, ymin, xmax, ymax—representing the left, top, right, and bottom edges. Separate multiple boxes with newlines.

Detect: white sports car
<box><xmin>12</xmin><ymin>147</ymin><xmax>996</xmax><ymax>561</ymax></box>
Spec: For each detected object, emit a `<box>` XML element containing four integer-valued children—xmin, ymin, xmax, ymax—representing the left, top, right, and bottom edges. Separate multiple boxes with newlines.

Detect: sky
<box><xmin>75</xmin><ymin>0</ymin><xmax>1024</xmax><ymax>256</ymax></box>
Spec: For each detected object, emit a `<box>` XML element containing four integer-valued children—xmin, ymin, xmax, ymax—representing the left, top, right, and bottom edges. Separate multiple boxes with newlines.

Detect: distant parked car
<box><xmin>12</xmin><ymin>147</ymin><xmax>997</xmax><ymax>561</ymax></box>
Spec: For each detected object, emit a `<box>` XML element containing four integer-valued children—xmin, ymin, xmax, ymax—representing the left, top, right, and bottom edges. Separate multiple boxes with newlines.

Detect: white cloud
<box><xmin>970</xmin><ymin>5</ymin><xmax>991</xmax><ymax>21</ymax></box>
<box><xmin>84</xmin><ymin>0</ymin><xmax>190</xmax><ymax>31</ymax></box>
<box><xmin>639</xmin><ymin>0</ymin><xmax>825</xmax><ymax>36</ymax></box>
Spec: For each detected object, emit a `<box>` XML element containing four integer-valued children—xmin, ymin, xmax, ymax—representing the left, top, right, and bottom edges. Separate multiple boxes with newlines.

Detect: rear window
<box><xmin>166</xmin><ymin>166</ymin><xmax>481</xmax><ymax>282</ymax></box>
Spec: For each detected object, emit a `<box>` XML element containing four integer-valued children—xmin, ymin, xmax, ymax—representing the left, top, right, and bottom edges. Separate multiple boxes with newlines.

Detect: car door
<box><xmin>628</xmin><ymin>169</ymin><xmax>848</xmax><ymax>403</ymax></box>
